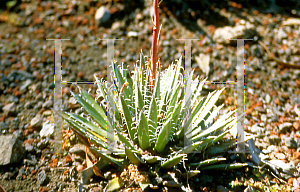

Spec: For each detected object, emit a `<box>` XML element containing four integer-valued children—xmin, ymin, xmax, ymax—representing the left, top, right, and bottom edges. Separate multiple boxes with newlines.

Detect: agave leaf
<box><xmin>177</xmin><ymin>140</ymin><xmax>204</xmax><ymax>154</ymax></box>
<box><xmin>95</xmin><ymin>76</ymin><xmax>107</xmax><ymax>99</ymax></box>
<box><xmin>65</xmin><ymin>112</ymin><xmax>107</xmax><ymax>139</ymax></box>
<box><xmin>188</xmin><ymin>157</ymin><xmax>227</xmax><ymax>169</ymax></box>
<box><xmin>125</xmin><ymin>147</ymin><xmax>143</xmax><ymax>165</ymax></box>
<box><xmin>200</xmin><ymin>163</ymin><xmax>248</xmax><ymax>170</ymax></box>
<box><xmin>191</xmin><ymin>77</ymin><xmax>207</xmax><ymax>107</ymax></box>
<box><xmin>119</xmin><ymin>96</ymin><xmax>135</xmax><ymax>141</ymax></box>
<box><xmin>191</xmin><ymin>88</ymin><xmax>225</xmax><ymax>133</ymax></box>
<box><xmin>203</xmin><ymin>104</ymin><xmax>224</xmax><ymax>127</ymax></box>
<box><xmin>154</xmin><ymin>118</ymin><xmax>171</xmax><ymax>153</ymax></box>
<box><xmin>73</xmin><ymin>93</ymin><xmax>107</xmax><ymax>131</ymax></box>
<box><xmin>135</xmin><ymin>81</ymin><xmax>144</xmax><ymax>111</ymax></box>
<box><xmin>138</xmin><ymin>112</ymin><xmax>150</xmax><ymax>150</ymax></box>
<box><xmin>142</xmin><ymin>155</ymin><xmax>162</xmax><ymax>164</ymax></box>
<box><xmin>171</xmin><ymin>101</ymin><xmax>182</xmax><ymax>130</ymax></box>
<box><xmin>61</xmin><ymin>112</ymin><xmax>108</xmax><ymax>149</ymax></box>
<box><xmin>89</xmin><ymin>147</ymin><xmax>124</xmax><ymax>166</ymax></box>
<box><xmin>153</xmin><ymin>69</ymin><xmax>160</xmax><ymax>102</ymax></box>
<box><xmin>177</xmin><ymin>96</ymin><xmax>205</xmax><ymax>139</ymax></box>
<box><xmin>205</xmin><ymin>140</ymin><xmax>236</xmax><ymax>156</ymax></box>
<box><xmin>80</xmin><ymin>89</ymin><xmax>107</xmax><ymax>121</ymax></box>
<box><xmin>161</xmin><ymin>154</ymin><xmax>185</xmax><ymax>169</ymax></box>
<box><xmin>166</xmin><ymin>83</ymin><xmax>181</xmax><ymax>119</ymax></box>
<box><xmin>192</xmin><ymin>130</ymin><xmax>230</xmax><ymax>153</ymax></box>
<box><xmin>191</xmin><ymin>110</ymin><xmax>236</xmax><ymax>142</ymax></box>
<box><xmin>122</xmin><ymin>64</ymin><xmax>133</xmax><ymax>91</ymax></box>
<box><xmin>114</xmin><ymin>62</ymin><xmax>131</xmax><ymax>100</ymax></box>
<box><xmin>115</xmin><ymin>130</ymin><xmax>136</xmax><ymax>151</ymax></box>
<box><xmin>170</xmin><ymin>56</ymin><xmax>182</xmax><ymax>92</ymax></box>
<box><xmin>148</xmin><ymin>96</ymin><xmax>157</xmax><ymax>142</ymax></box>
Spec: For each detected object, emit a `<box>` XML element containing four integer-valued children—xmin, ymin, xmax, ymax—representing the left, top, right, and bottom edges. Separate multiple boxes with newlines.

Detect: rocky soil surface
<box><xmin>0</xmin><ymin>0</ymin><xmax>300</xmax><ymax>191</ymax></box>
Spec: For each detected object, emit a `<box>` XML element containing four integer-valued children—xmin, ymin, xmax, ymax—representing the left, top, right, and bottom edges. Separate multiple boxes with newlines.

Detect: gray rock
<box><xmin>40</xmin><ymin>120</ymin><xmax>54</xmax><ymax>137</ymax></box>
<box><xmin>95</xmin><ymin>6</ymin><xmax>111</xmax><ymax>26</ymax></box>
<box><xmin>30</xmin><ymin>114</ymin><xmax>43</xmax><ymax>129</ymax></box>
<box><xmin>0</xmin><ymin>122</ymin><xmax>9</xmax><ymax>134</ymax></box>
<box><xmin>20</xmin><ymin>79</ymin><xmax>32</xmax><ymax>91</ymax></box>
<box><xmin>3</xmin><ymin>102</ymin><xmax>16</xmax><ymax>116</ymax></box>
<box><xmin>279</xmin><ymin>122</ymin><xmax>292</xmax><ymax>132</ymax></box>
<box><xmin>8</xmin><ymin>95</ymin><xmax>19</xmax><ymax>103</ymax></box>
<box><xmin>285</xmin><ymin>137</ymin><xmax>298</xmax><ymax>148</ymax></box>
<box><xmin>25</xmin><ymin>143</ymin><xmax>34</xmax><ymax>152</ymax></box>
<box><xmin>24</xmin><ymin>101</ymin><xmax>33</xmax><ymax>109</ymax></box>
<box><xmin>276</xmin><ymin>28</ymin><xmax>287</xmax><ymax>42</ymax></box>
<box><xmin>14</xmin><ymin>70</ymin><xmax>33</xmax><ymax>79</ymax></box>
<box><xmin>250</xmin><ymin>124</ymin><xmax>264</xmax><ymax>134</ymax></box>
<box><xmin>250</xmin><ymin>44</ymin><xmax>263</xmax><ymax>58</ymax></box>
<box><xmin>0</xmin><ymin>135</ymin><xmax>25</xmax><ymax>165</ymax></box>
<box><xmin>13</xmin><ymin>130</ymin><xmax>23</xmax><ymax>139</ymax></box>
<box><xmin>268</xmin><ymin>135</ymin><xmax>280</xmax><ymax>145</ymax></box>
<box><xmin>1</xmin><ymin>58</ymin><xmax>12</xmax><ymax>66</ymax></box>
<box><xmin>37</xmin><ymin>170</ymin><xmax>50</xmax><ymax>186</ymax></box>
<box><xmin>265</xmin><ymin>94</ymin><xmax>271</xmax><ymax>103</ymax></box>
<box><xmin>42</xmin><ymin>99</ymin><xmax>53</xmax><ymax>109</ymax></box>
<box><xmin>261</xmin><ymin>114</ymin><xmax>267</xmax><ymax>122</ymax></box>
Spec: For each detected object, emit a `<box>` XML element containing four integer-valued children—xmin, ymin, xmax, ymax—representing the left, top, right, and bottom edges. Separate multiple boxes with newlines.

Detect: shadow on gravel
<box><xmin>159</xmin><ymin>0</ymin><xmax>300</xmax><ymax>37</ymax></box>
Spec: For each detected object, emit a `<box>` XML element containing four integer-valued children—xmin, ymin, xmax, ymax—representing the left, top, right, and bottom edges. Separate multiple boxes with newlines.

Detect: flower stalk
<box><xmin>150</xmin><ymin>0</ymin><xmax>160</xmax><ymax>86</ymax></box>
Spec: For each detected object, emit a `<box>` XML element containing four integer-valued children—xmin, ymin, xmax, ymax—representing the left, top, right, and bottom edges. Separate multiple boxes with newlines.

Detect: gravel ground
<box><xmin>0</xmin><ymin>0</ymin><xmax>300</xmax><ymax>191</ymax></box>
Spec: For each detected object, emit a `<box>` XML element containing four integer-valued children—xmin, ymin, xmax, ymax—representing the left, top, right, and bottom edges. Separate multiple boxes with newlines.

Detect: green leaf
<box><xmin>119</xmin><ymin>96</ymin><xmax>135</xmax><ymax>141</ymax></box>
<box><xmin>105</xmin><ymin>177</ymin><xmax>122</xmax><ymax>192</ymax></box>
<box><xmin>61</xmin><ymin>112</ymin><xmax>108</xmax><ymax>149</ymax></box>
<box><xmin>166</xmin><ymin>83</ymin><xmax>180</xmax><ymax>119</ymax></box>
<box><xmin>170</xmin><ymin>56</ymin><xmax>182</xmax><ymax>92</ymax></box>
<box><xmin>74</xmin><ymin>93</ymin><xmax>106</xmax><ymax>130</ymax></box>
<box><xmin>89</xmin><ymin>147</ymin><xmax>124</xmax><ymax>166</ymax></box>
<box><xmin>80</xmin><ymin>90</ymin><xmax>106</xmax><ymax>120</ymax></box>
<box><xmin>191</xmin><ymin>110</ymin><xmax>235</xmax><ymax>142</ymax></box>
<box><xmin>154</xmin><ymin>118</ymin><xmax>171</xmax><ymax>153</ymax></box>
<box><xmin>161</xmin><ymin>154</ymin><xmax>185</xmax><ymax>169</ymax></box>
<box><xmin>125</xmin><ymin>147</ymin><xmax>143</xmax><ymax>166</ymax></box>
<box><xmin>142</xmin><ymin>155</ymin><xmax>162</xmax><ymax>164</ymax></box>
<box><xmin>138</xmin><ymin>112</ymin><xmax>150</xmax><ymax>150</ymax></box>
<box><xmin>114</xmin><ymin>63</ymin><xmax>131</xmax><ymax>99</ymax></box>
<box><xmin>135</xmin><ymin>81</ymin><xmax>144</xmax><ymax>110</ymax></box>
<box><xmin>200</xmin><ymin>163</ymin><xmax>248</xmax><ymax>170</ymax></box>
<box><xmin>190</xmin><ymin>157</ymin><xmax>227</xmax><ymax>169</ymax></box>
<box><xmin>148</xmin><ymin>96</ymin><xmax>157</xmax><ymax>141</ymax></box>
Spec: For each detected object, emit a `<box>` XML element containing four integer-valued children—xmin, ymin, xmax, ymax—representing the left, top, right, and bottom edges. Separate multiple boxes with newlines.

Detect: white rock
<box><xmin>2</xmin><ymin>102</ymin><xmax>16</xmax><ymax>115</ymax></box>
<box><xmin>268</xmin><ymin>159</ymin><xmax>296</xmax><ymax>174</ymax></box>
<box><xmin>195</xmin><ymin>53</ymin><xmax>210</xmax><ymax>76</ymax></box>
<box><xmin>40</xmin><ymin>120</ymin><xmax>54</xmax><ymax>137</ymax></box>
<box><xmin>282</xmin><ymin>18</ymin><xmax>300</xmax><ymax>26</ymax></box>
<box><xmin>213</xmin><ymin>22</ymin><xmax>255</xmax><ymax>44</ymax></box>
<box><xmin>31</xmin><ymin>114</ymin><xmax>43</xmax><ymax>128</ymax></box>
<box><xmin>127</xmin><ymin>31</ymin><xmax>138</xmax><ymax>37</ymax></box>
<box><xmin>95</xmin><ymin>6</ymin><xmax>110</xmax><ymax>26</ymax></box>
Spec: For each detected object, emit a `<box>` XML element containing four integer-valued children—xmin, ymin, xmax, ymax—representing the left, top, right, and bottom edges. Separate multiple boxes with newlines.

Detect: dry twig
<box><xmin>258</xmin><ymin>40</ymin><xmax>300</xmax><ymax>69</ymax></box>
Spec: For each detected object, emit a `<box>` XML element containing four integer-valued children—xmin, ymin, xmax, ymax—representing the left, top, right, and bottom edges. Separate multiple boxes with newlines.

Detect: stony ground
<box><xmin>0</xmin><ymin>0</ymin><xmax>300</xmax><ymax>191</ymax></box>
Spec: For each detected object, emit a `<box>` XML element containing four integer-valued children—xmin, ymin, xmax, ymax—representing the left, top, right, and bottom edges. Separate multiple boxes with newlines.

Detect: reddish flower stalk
<box><xmin>150</xmin><ymin>0</ymin><xmax>159</xmax><ymax>86</ymax></box>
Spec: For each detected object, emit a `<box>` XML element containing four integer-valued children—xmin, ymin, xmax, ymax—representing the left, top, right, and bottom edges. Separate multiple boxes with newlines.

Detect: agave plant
<box><xmin>61</xmin><ymin>53</ymin><xmax>248</xmax><ymax>190</ymax></box>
